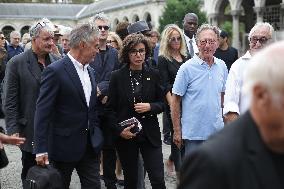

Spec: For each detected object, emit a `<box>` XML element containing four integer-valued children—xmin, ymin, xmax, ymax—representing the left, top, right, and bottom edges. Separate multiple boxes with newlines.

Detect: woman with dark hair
<box><xmin>106</xmin><ymin>33</ymin><xmax>166</xmax><ymax>189</ymax></box>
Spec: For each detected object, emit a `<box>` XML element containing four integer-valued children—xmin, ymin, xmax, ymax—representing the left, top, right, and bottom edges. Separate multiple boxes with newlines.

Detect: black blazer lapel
<box><xmin>63</xmin><ymin>56</ymin><xmax>87</xmax><ymax>106</ymax></box>
<box><xmin>142</xmin><ymin>67</ymin><xmax>152</xmax><ymax>102</ymax></box>
<box><xmin>121</xmin><ymin>65</ymin><xmax>133</xmax><ymax>104</ymax></box>
<box><xmin>27</xmin><ymin>49</ymin><xmax>41</xmax><ymax>83</ymax></box>
<box><xmin>245</xmin><ymin>113</ymin><xmax>281</xmax><ymax>189</ymax></box>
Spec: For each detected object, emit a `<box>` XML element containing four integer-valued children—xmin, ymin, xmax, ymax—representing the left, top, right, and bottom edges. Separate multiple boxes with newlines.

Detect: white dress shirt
<box><xmin>223</xmin><ymin>51</ymin><xmax>252</xmax><ymax>115</ymax></box>
<box><xmin>184</xmin><ymin>33</ymin><xmax>199</xmax><ymax>55</ymax></box>
<box><xmin>68</xmin><ymin>53</ymin><xmax>92</xmax><ymax>107</ymax></box>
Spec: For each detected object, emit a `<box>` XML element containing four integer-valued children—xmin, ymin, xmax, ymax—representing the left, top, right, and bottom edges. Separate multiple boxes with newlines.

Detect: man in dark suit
<box><xmin>34</xmin><ymin>23</ymin><xmax>102</xmax><ymax>189</ymax></box>
<box><xmin>3</xmin><ymin>18</ymin><xmax>59</xmax><ymax>187</ymax></box>
<box><xmin>178</xmin><ymin>41</ymin><xmax>284</xmax><ymax>189</ymax></box>
<box><xmin>183</xmin><ymin>12</ymin><xmax>198</xmax><ymax>57</ymax></box>
<box><xmin>89</xmin><ymin>13</ymin><xmax>120</xmax><ymax>189</ymax></box>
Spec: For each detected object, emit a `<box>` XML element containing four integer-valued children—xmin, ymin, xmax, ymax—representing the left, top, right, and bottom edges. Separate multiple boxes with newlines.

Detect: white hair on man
<box><xmin>29</xmin><ymin>18</ymin><xmax>55</xmax><ymax>38</ymax></box>
<box><xmin>89</xmin><ymin>12</ymin><xmax>110</xmax><ymax>26</ymax></box>
<box><xmin>243</xmin><ymin>41</ymin><xmax>284</xmax><ymax>106</ymax></box>
<box><xmin>248</xmin><ymin>22</ymin><xmax>275</xmax><ymax>41</ymax></box>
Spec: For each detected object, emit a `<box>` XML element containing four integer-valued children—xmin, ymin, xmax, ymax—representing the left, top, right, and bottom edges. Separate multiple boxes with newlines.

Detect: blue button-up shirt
<box><xmin>172</xmin><ymin>55</ymin><xmax>228</xmax><ymax>140</ymax></box>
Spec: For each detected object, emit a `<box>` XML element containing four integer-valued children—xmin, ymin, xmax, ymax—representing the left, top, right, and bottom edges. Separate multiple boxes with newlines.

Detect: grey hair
<box><xmin>248</xmin><ymin>22</ymin><xmax>274</xmax><ymax>41</ymax></box>
<box><xmin>10</xmin><ymin>31</ymin><xmax>21</xmax><ymax>38</ymax></box>
<box><xmin>29</xmin><ymin>18</ymin><xmax>55</xmax><ymax>38</ymax></box>
<box><xmin>90</xmin><ymin>12</ymin><xmax>110</xmax><ymax>25</ymax></box>
<box><xmin>243</xmin><ymin>41</ymin><xmax>284</xmax><ymax>98</ymax></box>
<box><xmin>68</xmin><ymin>23</ymin><xmax>99</xmax><ymax>48</ymax></box>
<box><xmin>196</xmin><ymin>24</ymin><xmax>220</xmax><ymax>42</ymax></box>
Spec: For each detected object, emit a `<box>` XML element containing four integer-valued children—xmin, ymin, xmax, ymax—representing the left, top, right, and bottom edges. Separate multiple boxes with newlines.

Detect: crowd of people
<box><xmin>0</xmin><ymin>10</ymin><xmax>283</xmax><ymax>189</ymax></box>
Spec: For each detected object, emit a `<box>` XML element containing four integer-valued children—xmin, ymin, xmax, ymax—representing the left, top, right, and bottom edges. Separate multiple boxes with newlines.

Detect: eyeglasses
<box><xmin>250</xmin><ymin>36</ymin><xmax>270</xmax><ymax>45</ymax></box>
<box><xmin>98</xmin><ymin>25</ymin><xmax>110</xmax><ymax>31</ymax></box>
<box><xmin>199</xmin><ymin>39</ymin><xmax>216</xmax><ymax>46</ymax></box>
<box><xmin>107</xmin><ymin>40</ymin><xmax>117</xmax><ymax>44</ymax></box>
<box><xmin>129</xmin><ymin>48</ymin><xmax>146</xmax><ymax>56</ymax></box>
<box><xmin>169</xmin><ymin>36</ymin><xmax>181</xmax><ymax>43</ymax></box>
<box><xmin>0</xmin><ymin>37</ymin><xmax>5</xmax><ymax>40</ymax></box>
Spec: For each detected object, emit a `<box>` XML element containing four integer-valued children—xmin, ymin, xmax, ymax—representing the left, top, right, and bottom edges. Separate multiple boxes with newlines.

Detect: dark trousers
<box><xmin>162</xmin><ymin>112</ymin><xmax>171</xmax><ymax>140</ymax></box>
<box><xmin>21</xmin><ymin>150</ymin><xmax>36</xmax><ymax>188</ymax></box>
<box><xmin>103</xmin><ymin>147</ymin><xmax>117</xmax><ymax>189</ymax></box>
<box><xmin>51</xmin><ymin>137</ymin><xmax>101</xmax><ymax>189</ymax></box>
<box><xmin>116</xmin><ymin>138</ymin><xmax>165</xmax><ymax>189</ymax></box>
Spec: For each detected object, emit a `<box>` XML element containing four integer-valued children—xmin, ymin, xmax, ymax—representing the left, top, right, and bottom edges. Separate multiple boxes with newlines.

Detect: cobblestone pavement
<box><xmin>0</xmin><ymin>117</ymin><xmax>178</xmax><ymax>189</ymax></box>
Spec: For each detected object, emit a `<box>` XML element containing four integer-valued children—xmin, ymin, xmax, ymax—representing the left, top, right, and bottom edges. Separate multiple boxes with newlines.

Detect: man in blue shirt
<box><xmin>171</xmin><ymin>24</ymin><xmax>228</xmax><ymax>158</ymax></box>
<box><xmin>6</xmin><ymin>31</ymin><xmax>24</xmax><ymax>61</ymax></box>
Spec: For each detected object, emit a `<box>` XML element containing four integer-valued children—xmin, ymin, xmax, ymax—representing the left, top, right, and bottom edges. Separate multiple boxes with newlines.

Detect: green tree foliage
<box><xmin>159</xmin><ymin>0</ymin><xmax>207</xmax><ymax>32</ymax></box>
<box><xmin>220</xmin><ymin>21</ymin><xmax>232</xmax><ymax>38</ymax></box>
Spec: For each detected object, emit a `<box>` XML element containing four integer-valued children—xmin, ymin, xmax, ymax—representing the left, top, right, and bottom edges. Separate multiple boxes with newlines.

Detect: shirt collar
<box><xmin>67</xmin><ymin>52</ymin><xmax>89</xmax><ymax>70</ymax></box>
<box><xmin>194</xmin><ymin>54</ymin><xmax>217</xmax><ymax>65</ymax></box>
<box><xmin>183</xmin><ymin>32</ymin><xmax>195</xmax><ymax>41</ymax></box>
<box><xmin>242</xmin><ymin>51</ymin><xmax>252</xmax><ymax>60</ymax></box>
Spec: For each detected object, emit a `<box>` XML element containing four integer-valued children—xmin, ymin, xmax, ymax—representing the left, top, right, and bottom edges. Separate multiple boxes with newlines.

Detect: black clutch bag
<box><xmin>0</xmin><ymin>146</ymin><xmax>8</xmax><ymax>169</ymax></box>
<box><xmin>119</xmin><ymin>117</ymin><xmax>142</xmax><ymax>134</ymax></box>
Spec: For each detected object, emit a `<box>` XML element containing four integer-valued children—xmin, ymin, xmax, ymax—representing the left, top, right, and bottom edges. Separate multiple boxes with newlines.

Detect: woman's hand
<box><xmin>134</xmin><ymin>103</ymin><xmax>151</xmax><ymax>113</ymax></box>
<box><xmin>120</xmin><ymin>125</ymin><xmax>137</xmax><ymax>140</ymax></box>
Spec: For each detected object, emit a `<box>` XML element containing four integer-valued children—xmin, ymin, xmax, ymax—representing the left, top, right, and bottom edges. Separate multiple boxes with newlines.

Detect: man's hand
<box><xmin>173</xmin><ymin>130</ymin><xmax>183</xmax><ymax>149</ymax></box>
<box><xmin>101</xmin><ymin>96</ymin><xmax>108</xmax><ymax>104</ymax></box>
<box><xmin>0</xmin><ymin>133</ymin><xmax>25</xmax><ymax>146</ymax></box>
<box><xmin>224</xmin><ymin>112</ymin><xmax>239</xmax><ymax>124</ymax></box>
<box><xmin>36</xmin><ymin>154</ymin><xmax>49</xmax><ymax>167</ymax></box>
<box><xmin>120</xmin><ymin>125</ymin><xmax>137</xmax><ymax>140</ymax></box>
<box><xmin>97</xmin><ymin>86</ymin><xmax>101</xmax><ymax>97</ymax></box>
<box><xmin>134</xmin><ymin>103</ymin><xmax>151</xmax><ymax>113</ymax></box>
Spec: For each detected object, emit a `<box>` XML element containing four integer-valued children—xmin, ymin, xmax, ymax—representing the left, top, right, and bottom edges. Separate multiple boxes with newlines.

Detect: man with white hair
<box><xmin>3</xmin><ymin>18</ymin><xmax>59</xmax><ymax>188</ymax></box>
<box><xmin>171</xmin><ymin>24</ymin><xmax>228</xmax><ymax>158</ymax></box>
<box><xmin>178</xmin><ymin>41</ymin><xmax>284</xmax><ymax>189</ymax></box>
<box><xmin>60</xmin><ymin>26</ymin><xmax>72</xmax><ymax>57</ymax></box>
<box><xmin>224</xmin><ymin>22</ymin><xmax>274</xmax><ymax>123</ymax></box>
<box><xmin>7</xmin><ymin>30</ymin><xmax>24</xmax><ymax>61</ymax></box>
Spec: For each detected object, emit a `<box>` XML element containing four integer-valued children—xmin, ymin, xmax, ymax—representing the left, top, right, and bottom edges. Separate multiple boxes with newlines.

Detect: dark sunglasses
<box><xmin>98</xmin><ymin>25</ymin><xmax>110</xmax><ymax>31</ymax></box>
<box><xmin>169</xmin><ymin>36</ymin><xmax>181</xmax><ymax>43</ymax></box>
<box><xmin>250</xmin><ymin>36</ymin><xmax>270</xmax><ymax>45</ymax></box>
<box><xmin>0</xmin><ymin>37</ymin><xmax>5</xmax><ymax>40</ymax></box>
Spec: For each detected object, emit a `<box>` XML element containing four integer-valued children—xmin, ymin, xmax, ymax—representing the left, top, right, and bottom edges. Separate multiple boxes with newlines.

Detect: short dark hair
<box><xmin>120</xmin><ymin>33</ymin><xmax>151</xmax><ymax>65</ymax></box>
<box><xmin>115</xmin><ymin>21</ymin><xmax>130</xmax><ymax>41</ymax></box>
<box><xmin>220</xmin><ymin>30</ymin><xmax>229</xmax><ymax>38</ymax></box>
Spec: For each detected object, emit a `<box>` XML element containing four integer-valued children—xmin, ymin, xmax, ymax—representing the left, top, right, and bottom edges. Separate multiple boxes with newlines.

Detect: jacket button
<box><xmin>142</xmin><ymin>116</ymin><xmax>145</xmax><ymax>119</ymax></box>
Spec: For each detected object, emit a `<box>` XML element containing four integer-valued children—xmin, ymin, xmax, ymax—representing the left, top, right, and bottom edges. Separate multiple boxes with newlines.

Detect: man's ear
<box><xmin>78</xmin><ymin>41</ymin><xmax>85</xmax><ymax>49</ymax></box>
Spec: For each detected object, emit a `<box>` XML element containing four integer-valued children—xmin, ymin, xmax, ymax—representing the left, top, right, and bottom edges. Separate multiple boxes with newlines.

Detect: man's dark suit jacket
<box><xmin>178</xmin><ymin>111</ymin><xmax>282</xmax><ymax>189</ymax></box>
<box><xmin>33</xmin><ymin>56</ymin><xmax>101</xmax><ymax>162</ymax></box>
<box><xmin>89</xmin><ymin>45</ymin><xmax>119</xmax><ymax>105</ymax></box>
<box><xmin>89</xmin><ymin>45</ymin><xmax>119</xmax><ymax>147</ymax></box>
<box><xmin>3</xmin><ymin>49</ymin><xmax>59</xmax><ymax>152</ymax></box>
<box><xmin>106</xmin><ymin>64</ymin><xmax>164</xmax><ymax>147</ymax></box>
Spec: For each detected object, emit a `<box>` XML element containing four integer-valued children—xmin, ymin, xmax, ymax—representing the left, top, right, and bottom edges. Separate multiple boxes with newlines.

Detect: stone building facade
<box><xmin>0</xmin><ymin>0</ymin><xmax>165</xmax><ymax>39</ymax></box>
<box><xmin>0</xmin><ymin>0</ymin><xmax>283</xmax><ymax>52</ymax></box>
<box><xmin>203</xmin><ymin>0</ymin><xmax>284</xmax><ymax>52</ymax></box>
